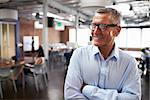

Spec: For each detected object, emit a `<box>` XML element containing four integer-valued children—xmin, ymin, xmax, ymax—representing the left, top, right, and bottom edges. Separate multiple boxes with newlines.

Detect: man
<box><xmin>64</xmin><ymin>8</ymin><xmax>141</xmax><ymax>100</ymax></box>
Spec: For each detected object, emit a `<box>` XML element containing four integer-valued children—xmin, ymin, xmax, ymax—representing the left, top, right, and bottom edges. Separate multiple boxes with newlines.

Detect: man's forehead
<box><xmin>92</xmin><ymin>13</ymin><xmax>112</xmax><ymax>23</ymax></box>
<box><xmin>94</xmin><ymin>13</ymin><xmax>111</xmax><ymax>19</ymax></box>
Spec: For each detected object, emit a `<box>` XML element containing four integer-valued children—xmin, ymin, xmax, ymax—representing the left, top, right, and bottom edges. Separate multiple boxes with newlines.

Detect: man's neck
<box><xmin>99</xmin><ymin>43</ymin><xmax>115</xmax><ymax>60</ymax></box>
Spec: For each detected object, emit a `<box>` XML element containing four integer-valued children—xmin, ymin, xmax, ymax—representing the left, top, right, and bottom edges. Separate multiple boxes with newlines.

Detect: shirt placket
<box><xmin>99</xmin><ymin>60</ymin><xmax>106</xmax><ymax>88</ymax></box>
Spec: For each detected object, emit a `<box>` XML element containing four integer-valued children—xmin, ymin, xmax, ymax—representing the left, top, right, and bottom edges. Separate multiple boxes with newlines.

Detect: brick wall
<box><xmin>19</xmin><ymin>18</ymin><xmax>68</xmax><ymax>44</ymax></box>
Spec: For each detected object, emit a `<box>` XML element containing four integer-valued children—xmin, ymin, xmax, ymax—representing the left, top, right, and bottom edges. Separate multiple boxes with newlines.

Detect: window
<box><xmin>23</xmin><ymin>36</ymin><xmax>39</xmax><ymax>51</ymax></box>
<box><xmin>77</xmin><ymin>29</ymin><xmax>91</xmax><ymax>46</ymax></box>
<box><xmin>115</xmin><ymin>28</ymin><xmax>127</xmax><ymax>48</ymax></box>
<box><xmin>69</xmin><ymin>29</ymin><xmax>76</xmax><ymax>42</ymax></box>
<box><xmin>69</xmin><ymin>28</ymin><xmax>91</xmax><ymax>46</ymax></box>
<box><xmin>126</xmin><ymin>28</ymin><xmax>141</xmax><ymax>48</ymax></box>
<box><xmin>141</xmin><ymin>28</ymin><xmax>150</xmax><ymax>48</ymax></box>
<box><xmin>70</xmin><ymin>27</ymin><xmax>150</xmax><ymax>48</ymax></box>
<box><xmin>116</xmin><ymin>28</ymin><xmax>150</xmax><ymax>48</ymax></box>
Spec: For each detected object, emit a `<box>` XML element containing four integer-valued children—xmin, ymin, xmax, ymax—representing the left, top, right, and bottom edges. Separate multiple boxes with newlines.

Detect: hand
<box><xmin>80</xmin><ymin>83</ymin><xmax>87</xmax><ymax>92</ymax></box>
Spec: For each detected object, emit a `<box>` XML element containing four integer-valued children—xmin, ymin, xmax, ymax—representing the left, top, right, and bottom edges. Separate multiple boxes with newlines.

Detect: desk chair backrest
<box><xmin>0</xmin><ymin>67</ymin><xmax>18</xmax><ymax>98</ymax></box>
<box><xmin>24</xmin><ymin>61</ymin><xmax>48</xmax><ymax>92</ymax></box>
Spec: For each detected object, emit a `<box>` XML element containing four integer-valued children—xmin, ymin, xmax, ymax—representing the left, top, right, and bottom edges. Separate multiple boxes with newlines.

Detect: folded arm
<box><xmin>64</xmin><ymin>50</ymin><xmax>88</xmax><ymax>100</ymax></box>
<box><xmin>81</xmin><ymin>61</ymin><xmax>141</xmax><ymax>100</ymax></box>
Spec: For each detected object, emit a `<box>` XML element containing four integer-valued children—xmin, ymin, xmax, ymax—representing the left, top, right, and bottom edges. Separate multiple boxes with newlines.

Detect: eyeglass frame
<box><xmin>90</xmin><ymin>23</ymin><xmax>118</xmax><ymax>31</ymax></box>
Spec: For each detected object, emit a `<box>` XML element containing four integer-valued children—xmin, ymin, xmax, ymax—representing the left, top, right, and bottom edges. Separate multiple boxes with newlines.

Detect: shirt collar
<box><xmin>91</xmin><ymin>44</ymin><xmax>119</xmax><ymax>60</ymax></box>
<box><xmin>109</xmin><ymin>44</ymin><xmax>119</xmax><ymax>60</ymax></box>
<box><xmin>92</xmin><ymin>45</ymin><xmax>99</xmax><ymax>56</ymax></box>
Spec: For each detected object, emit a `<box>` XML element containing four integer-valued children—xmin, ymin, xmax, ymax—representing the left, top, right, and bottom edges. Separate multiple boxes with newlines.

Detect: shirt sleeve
<box><xmin>64</xmin><ymin>49</ymin><xmax>88</xmax><ymax>100</ymax></box>
<box><xmin>82</xmin><ymin>59</ymin><xmax>141</xmax><ymax>100</ymax></box>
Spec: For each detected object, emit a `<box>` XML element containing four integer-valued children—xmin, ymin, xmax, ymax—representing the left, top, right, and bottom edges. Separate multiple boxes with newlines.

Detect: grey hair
<box><xmin>95</xmin><ymin>8</ymin><xmax>121</xmax><ymax>25</ymax></box>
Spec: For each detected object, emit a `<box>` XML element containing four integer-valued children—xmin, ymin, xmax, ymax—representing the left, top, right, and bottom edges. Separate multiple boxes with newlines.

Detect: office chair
<box><xmin>24</xmin><ymin>62</ymin><xmax>48</xmax><ymax>92</ymax></box>
<box><xmin>0</xmin><ymin>68</ymin><xmax>17</xmax><ymax>98</ymax></box>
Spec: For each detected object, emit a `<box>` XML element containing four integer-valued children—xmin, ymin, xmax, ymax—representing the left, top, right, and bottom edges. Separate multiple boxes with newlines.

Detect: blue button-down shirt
<box><xmin>64</xmin><ymin>45</ymin><xmax>141</xmax><ymax>100</ymax></box>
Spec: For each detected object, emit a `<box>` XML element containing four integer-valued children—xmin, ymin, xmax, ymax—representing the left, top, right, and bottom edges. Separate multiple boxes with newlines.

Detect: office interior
<box><xmin>0</xmin><ymin>0</ymin><xmax>149</xmax><ymax>100</ymax></box>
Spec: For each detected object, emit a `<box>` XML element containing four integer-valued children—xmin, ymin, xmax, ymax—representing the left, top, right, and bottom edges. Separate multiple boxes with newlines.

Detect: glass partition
<box><xmin>0</xmin><ymin>22</ymin><xmax>16</xmax><ymax>59</ymax></box>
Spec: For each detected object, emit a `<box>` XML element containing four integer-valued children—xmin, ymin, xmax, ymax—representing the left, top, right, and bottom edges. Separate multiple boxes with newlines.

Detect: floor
<box><xmin>141</xmin><ymin>75</ymin><xmax>149</xmax><ymax>100</ymax></box>
<box><xmin>1</xmin><ymin>60</ymin><xmax>149</xmax><ymax>100</ymax></box>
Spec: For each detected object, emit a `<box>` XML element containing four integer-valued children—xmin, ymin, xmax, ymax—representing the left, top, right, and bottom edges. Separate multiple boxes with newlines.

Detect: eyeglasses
<box><xmin>90</xmin><ymin>23</ymin><xmax>117</xmax><ymax>31</ymax></box>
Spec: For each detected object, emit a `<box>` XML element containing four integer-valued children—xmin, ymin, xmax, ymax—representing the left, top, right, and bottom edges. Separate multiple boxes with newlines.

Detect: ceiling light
<box><xmin>47</xmin><ymin>12</ymin><xmax>64</xmax><ymax>19</ymax></box>
<box><xmin>80</xmin><ymin>0</ymin><xmax>112</xmax><ymax>8</ymax></box>
<box><xmin>107</xmin><ymin>3</ymin><xmax>132</xmax><ymax>16</ymax></box>
<box><xmin>32</xmin><ymin>12</ymin><xmax>64</xmax><ymax>19</ymax></box>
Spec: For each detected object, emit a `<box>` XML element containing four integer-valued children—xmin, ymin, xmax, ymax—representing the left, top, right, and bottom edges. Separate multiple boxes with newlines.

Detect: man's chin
<box><xmin>93</xmin><ymin>42</ymin><xmax>103</xmax><ymax>47</ymax></box>
<box><xmin>93</xmin><ymin>42</ymin><xmax>99</xmax><ymax>46</ymax></box>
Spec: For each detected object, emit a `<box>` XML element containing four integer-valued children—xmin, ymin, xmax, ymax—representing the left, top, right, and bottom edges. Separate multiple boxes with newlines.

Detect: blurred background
<box><xmin>0</xmin><ymin>0</ymin><xmax>149</xmax><ymax>100</ymax></box>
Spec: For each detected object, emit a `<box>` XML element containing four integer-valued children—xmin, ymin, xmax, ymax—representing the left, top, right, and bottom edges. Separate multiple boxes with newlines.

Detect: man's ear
<box><xmin>114</xmin><ymin>26</ymin><xmax>121</xmax><ymax>36</ymax></box>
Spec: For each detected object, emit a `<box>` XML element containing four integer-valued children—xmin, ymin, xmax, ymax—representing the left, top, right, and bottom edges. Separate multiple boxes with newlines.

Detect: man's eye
<box><xmin>99</xmin><ymin>25</ymin><xmax>107</xmax><ymax>29</ymax></box>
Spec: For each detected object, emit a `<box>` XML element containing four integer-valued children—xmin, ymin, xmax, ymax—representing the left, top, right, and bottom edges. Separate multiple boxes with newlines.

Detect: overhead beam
<box><xmin>47</xmin><ymin>0</ymin><xmax>89</xmax><ymax>20</ymax></box>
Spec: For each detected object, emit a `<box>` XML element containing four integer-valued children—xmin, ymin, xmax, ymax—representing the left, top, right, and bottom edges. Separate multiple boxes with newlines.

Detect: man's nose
<box><xmin>93</xmin><ymin>26</ymin><xmax>102</xmax><ymax>34</ymax></box>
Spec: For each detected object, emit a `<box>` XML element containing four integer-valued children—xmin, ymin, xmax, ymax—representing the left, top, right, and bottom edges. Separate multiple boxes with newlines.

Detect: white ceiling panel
<box><xmin>0</xmin><ymin>0</ymin><xmax>149</xmax><ymax>26</ymax></box>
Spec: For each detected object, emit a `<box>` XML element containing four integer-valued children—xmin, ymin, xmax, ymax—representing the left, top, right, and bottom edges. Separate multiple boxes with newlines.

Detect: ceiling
<box><xmin>0</xmin><ymin>0</ymin><xmax>150</xmax><ymax>27</ymax></box>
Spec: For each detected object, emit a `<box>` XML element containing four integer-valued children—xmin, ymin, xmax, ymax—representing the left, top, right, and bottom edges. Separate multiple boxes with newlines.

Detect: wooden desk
<box><xmin>0</xmin><ymin>59</ymin><xmax>25</xmax><ymax>69</ymax></box>
<box><xmin>0</xmin><ymin>59</ymin><xmax>25</xmax><ymax>88</ymax></box>
<box><xmin>24</xmin><ymin>57</ymin><xmax>34</xmax><ymax>64</ymax></box>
